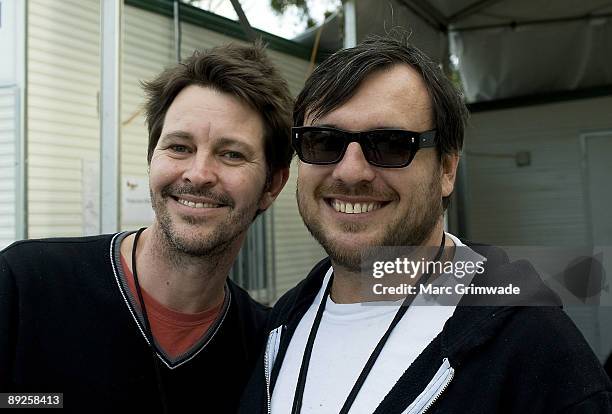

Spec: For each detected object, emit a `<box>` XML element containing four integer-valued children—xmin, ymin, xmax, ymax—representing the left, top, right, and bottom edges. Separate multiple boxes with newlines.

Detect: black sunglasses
<box><xmin>292</xmin><ymin>126</ymin><xmax>437</xmax><ymax>168</ymax></box>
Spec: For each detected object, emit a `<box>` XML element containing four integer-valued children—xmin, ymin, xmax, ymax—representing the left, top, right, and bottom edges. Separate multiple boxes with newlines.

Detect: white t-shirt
<box><xmin>270</xmin><ymin>233</ymin><xmax>483</xmax><ymax>413</ymax></box>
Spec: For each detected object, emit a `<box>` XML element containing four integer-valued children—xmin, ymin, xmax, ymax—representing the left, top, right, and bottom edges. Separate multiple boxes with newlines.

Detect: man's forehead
<box><xmin>305</xmin><ymin>64</ymin><xmax>433</xmax><ymax>130</ymax></box>
<box><xmin>160</xmin><ymin>84</ymin><xmax>265</xmax><ymax>141</ymax></box>
<box><xmin>363</xmin><ymin>64</ymin><xmax>429</xmax><ymax>91</ymax></box>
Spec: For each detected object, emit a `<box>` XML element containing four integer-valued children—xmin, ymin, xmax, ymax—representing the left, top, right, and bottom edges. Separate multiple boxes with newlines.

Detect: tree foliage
<box><xmin>270</xmin><ymin>0</ymin><xmax>340</xmax><ymax>29</ymax></box>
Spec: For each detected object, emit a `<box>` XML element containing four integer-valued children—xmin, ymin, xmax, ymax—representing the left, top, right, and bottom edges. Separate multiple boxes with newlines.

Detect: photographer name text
<box><xmin>372</xmin><ymin>283</ymin><xmax>521</xmax><ymax>296</ymax></box>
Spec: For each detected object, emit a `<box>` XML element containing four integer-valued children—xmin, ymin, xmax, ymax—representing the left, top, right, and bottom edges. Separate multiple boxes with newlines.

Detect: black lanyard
<box><xmin>132</xmin><ymin>227</ymin><xmax>169</xmax><ymax>414</ymax></box>
<box><xmin>290</xmin><ymin>232</ymin><xmax>446</xmax><ymax>414</ymax></box>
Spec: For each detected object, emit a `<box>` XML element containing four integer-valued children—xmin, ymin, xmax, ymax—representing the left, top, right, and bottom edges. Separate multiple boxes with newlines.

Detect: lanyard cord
<box><xmin>132</xmin><ymin>227</ymin><xmax>169</xmax><ymax>414</ymax></box>
<box><xmin>290</xmin><ymin>232</ymin><xmax>446</xmax><ymax>414</ymax></box>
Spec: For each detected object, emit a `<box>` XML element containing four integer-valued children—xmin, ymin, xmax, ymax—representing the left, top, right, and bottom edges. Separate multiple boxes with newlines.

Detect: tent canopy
<box><xmin>293</xmin><ymin>0</ymin><xmax>612</xmax><ymax>103</ymax></box>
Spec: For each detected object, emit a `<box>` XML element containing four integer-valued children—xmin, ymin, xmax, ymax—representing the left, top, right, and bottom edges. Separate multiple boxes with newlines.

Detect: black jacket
<box><xmin>0</xmin><ymin>233</ymin><xmax>269</xmax><ymax>413</ymax></box>
<box><xmin>240</xmin><ymin>242</ymin><xmax>612</xmax><ymax>413</ymax></box>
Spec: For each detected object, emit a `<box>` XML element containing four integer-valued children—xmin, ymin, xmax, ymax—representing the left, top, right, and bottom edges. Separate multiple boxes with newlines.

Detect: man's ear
<box><xmin>259</xmin><ymin>167</ymin><xmax>290</xmax><ymax>212</ymax></box>
<box><xmin>441</xmin><ymin>153</ymin><xmax>460</xmax><ymax>198</ymax></box>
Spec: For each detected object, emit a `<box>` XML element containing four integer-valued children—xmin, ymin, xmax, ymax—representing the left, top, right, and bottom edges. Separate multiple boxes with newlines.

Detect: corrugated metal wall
<box><xmin>0</xmin><ymin>87</ymin><xmax>18</xmax><ymax>249</ymax></box>
<box><xmin>121</xmin><ymin>5</ymin><xmax>172</xmax><ymax>185</ymax></box>
<box><xmin>25</xmin><ymin>0</ymin><xmax>324</xmax><ymax>301</ymax></box>
<box><xmin>274</xmin><ymin>159</ymin><xmax>326</xmax><ymax>296</ymax></box>
<box><xmin>464</xmin><ymin>95</ymin><xmax>612</xmax><ymax>246</ymax></box>
<box><xmin>27</xmin><ymin>0</ymin><xmax>101</xmax><ymax>238</ymax></box>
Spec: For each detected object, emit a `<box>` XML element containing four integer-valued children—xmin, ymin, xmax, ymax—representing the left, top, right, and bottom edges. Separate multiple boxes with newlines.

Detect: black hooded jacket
<box><xmin>240</xmin><ymin>241</ymin><xmax>612</xmax><ymax>413</ymax></box>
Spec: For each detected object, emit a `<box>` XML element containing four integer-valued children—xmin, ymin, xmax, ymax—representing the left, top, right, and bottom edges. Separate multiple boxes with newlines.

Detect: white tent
<box><xmin>294</xmin><ymin>0</ymin><xmax>612</xmax><ymax>103</ymax></box>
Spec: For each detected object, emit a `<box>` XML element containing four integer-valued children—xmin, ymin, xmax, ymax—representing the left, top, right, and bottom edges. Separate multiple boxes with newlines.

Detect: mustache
<box><xmin>161</xmin><ymin>184</ymin><xmax>235</xmax><ymax>207</ymax></box>
<box><xmin>314</xmin><ymin>181</ymin><xmax>398</xmax><ymax>200</ymax></box>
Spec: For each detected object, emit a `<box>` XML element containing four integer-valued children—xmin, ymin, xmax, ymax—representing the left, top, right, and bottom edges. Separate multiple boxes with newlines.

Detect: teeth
<box><xmin>177</xmin><ymin>198</ymin><xmax>220</xmax><ymax>209</ymax></box>
<box><xmin>331</xmin><ymin>200</ymin><xmax>382</xmax><ymax>214</ymax></box>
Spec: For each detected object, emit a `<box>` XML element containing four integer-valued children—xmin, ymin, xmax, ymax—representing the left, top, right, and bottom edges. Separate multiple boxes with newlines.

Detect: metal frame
<box><xmin>125</xmin><ymin>0</ymin><xmax>315</xmax><ymax>60</ymax></box>
<box><xmin>468</xmin><ymin>85</ymin><xmax>612</xmax><ymax>112</ymax></box>
<box><xmin>344</xmin><ymin>0</ymin><xmax>357</xmax><ymax>48</ymax></box>
<box><xmin>173</xmin><ymin>0</ymin><xmax>182</xmax><ymax>62</ymax></box>
<box><xmin>230</xmin><ymin>212</ymin><xmax>274</xmax><ymax>304</ymax></box>
<box><xmin>452</xmin><ymin>12</ymin><xmax>612</xmax><ymax>32</ymax></box>
<box><xmin>579</xmin><ymin>129</ymin><xmax>612</xmax><ymax>247</ymax></box>
<box><xmin>100</xmin><ymin>0</ymin><xmax>122</xmax><ymax>233</ymax></box>
<box><xmin>0</xmin><ymin>85</ymin><xmax>25</xmax><ymax>243</ymax></box>
<box><xmin>394</xmin><ymin>0</ymin><xmax>610</xmax><ymax>33</ymax></box>
<box><xmin>447</xmin><ymin>0</ymin><xmax>506</xmax><ymax>24</ymax></box>
<box><xmin>578</xmin><ymin>130</ymin><xmax>612</xmax><ymax>362</ymax></box>
<box><xmin>16</xmin><ymin>0</ymin><xmax>27</xmax><ymax>240</ymax></box>
<box><xmin>229</xmin><ymin>0</ymin><xmax>258</xmax><ymax>43</ymax></box>
<box><xmin>0</xmin><ymin>0</ymin><xmax>27</xmax><ymax>242</ymax></box>
<box><xmin>397</xmin><ymin>0</ymin><xmax>448</xmax><ymax>31</ymax></box>
<box><xmin>13</xmin><ymin>87</ymin><xmax>26</xmax><ymax>241</ymax></box>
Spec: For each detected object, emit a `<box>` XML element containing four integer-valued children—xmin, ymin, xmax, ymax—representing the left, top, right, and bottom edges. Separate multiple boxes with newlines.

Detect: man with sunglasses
<box><xmin>240</xmin><ymin>35</ymin><xmax>612</xmax><ymax>413</ymax></box>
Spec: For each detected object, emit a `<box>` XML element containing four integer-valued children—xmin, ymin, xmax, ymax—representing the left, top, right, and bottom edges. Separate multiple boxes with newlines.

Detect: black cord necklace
<box><xmin>131</xmin><ymin>227</ymin><xmax>169</xmax><ymax>414</ymax></box>
<box><xmin>290</xmin><ymin>232</ymin><xmax>447</xmax><ymax>414</ymax></box>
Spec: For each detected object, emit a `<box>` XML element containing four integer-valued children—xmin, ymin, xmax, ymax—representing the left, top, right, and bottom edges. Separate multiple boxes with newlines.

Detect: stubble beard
<box><xmin>297</xmin><ymin>173</ymin><xmax>443</xmax><ymax>273</ymax></box>
<box><xmin>150</xmin><ymin>184</ymin><xmax>262</xmax><ymax>262</ymax></box>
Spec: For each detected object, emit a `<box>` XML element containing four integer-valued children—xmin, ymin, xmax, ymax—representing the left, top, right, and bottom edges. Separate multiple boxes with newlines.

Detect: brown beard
<box><xmin>149</xmin><ymin>183</ymin><xmax>260</xmax><ymax>259</ymax></box>
<box><xmin>297</xmin><ymin>169</ymin><xmax>443</xmax><ymax>273</ymax></box>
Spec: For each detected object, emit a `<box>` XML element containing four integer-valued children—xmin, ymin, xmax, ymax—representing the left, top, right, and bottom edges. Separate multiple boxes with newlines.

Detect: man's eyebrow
<box><xmin>215</xmin><ymin>137</ymin><xmax>255</xmax><ymax>153</ymax></box>
<box><xmin>160</xmin><ymin>130</ymin><xmax>194</xmax><ymax>142</ymax></box>
<box><xmin>310</xmin><ymin>123</ymin><xmax>338</xmax><ymax>129</ymax></box>
<box><xmin>159</xmin><ymin>133</ymin><xmax>256</xmax><ymax>153</ymax></box>
<box><xmin>310</xmin><ymin>123</ymin><xmax>406</xmax><ymax>130</ymax></box>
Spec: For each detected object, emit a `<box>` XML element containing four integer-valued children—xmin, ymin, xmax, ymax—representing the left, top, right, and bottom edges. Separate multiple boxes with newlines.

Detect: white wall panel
<box><xmin>465</xmin><ymin>97</ymin><xmax>612</xmax><ymax>360</ymax></box>
<box><xmin>120</xmin><ymin>4</ymin><xmax>173</xmax><ymax>226</ymax></box>
<box><xmin>27</xmin><ymin>0</ymin><xmax>100</xmax><ymax>238</ymax></box>
<box><xmin>0</xmin><ymin>87</ymin><xmax>18</xmax><ymax>248</ymax></box>
<box><xmin>465</xmin><ymin>96</ymin><xmax>612</xmax><ymax>246</ymax></box>
<box><xmin>273</xmin><ymin>159</ymin><xmax>326</xmax><ymax>297</ymax></box>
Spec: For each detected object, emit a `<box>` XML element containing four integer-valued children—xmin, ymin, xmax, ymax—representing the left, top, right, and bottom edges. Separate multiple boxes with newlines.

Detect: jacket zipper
<box><xmin>420</xmin><ymin>365</ymin><xmax>454</xmax><ymax>413</ymax></box>
<box><xmin>264</xmin><ymin>342</ymin><xmax>272</xmax><ymax>414</ymax></box>
<box><xmin>263</xmin><ymin>324</ymin><xmax>285</xmax><ymax>413</ymax></box>
<box><xmin>403</xmin><ymin>358</ymin><xmax>455</xmax><ymax>414</ymax></box>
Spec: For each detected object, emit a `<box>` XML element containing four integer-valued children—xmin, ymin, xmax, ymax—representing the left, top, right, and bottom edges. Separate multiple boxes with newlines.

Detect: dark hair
<box><xmin>142</xmin><ymin>42</ymin><xmax>294</xmax><ymax>176</ymax></box>
<box><xmin>293</xmin><ymin>34</ymin><xmax>468</xmax><ymax>209</ymax></box>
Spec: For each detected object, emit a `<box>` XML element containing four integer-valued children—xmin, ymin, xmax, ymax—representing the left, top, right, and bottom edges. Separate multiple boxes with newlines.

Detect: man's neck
<box><xmin>120</xmin><ymin>226</ymin><xmax>242</xmax><ymax>314</ymax></box>
<box><xmin>330</xmin><ymin>223</ymin><xmax>455</xmax><ymax>304</ymax></box>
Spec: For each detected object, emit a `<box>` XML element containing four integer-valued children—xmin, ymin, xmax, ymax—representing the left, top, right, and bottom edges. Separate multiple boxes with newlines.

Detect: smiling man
<box><xmin>0</xmin><ymin>43</ymin><xmax>292</xmax><ymax>412</ymax></box>
<box><xmin>240</xmin><ymin>36</ymin><xmax>612</xmax><ymax>413</ymax></box>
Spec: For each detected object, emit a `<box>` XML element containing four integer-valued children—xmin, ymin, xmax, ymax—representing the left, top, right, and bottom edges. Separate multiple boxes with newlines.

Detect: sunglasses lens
<box><xmin>295</xmin><ymin>128</ymin><xmax>423</xmax><ymax>167</ymax></box>
<box><xmin>363</xmin><ymin>131</ymin><xmax>414</xmax><ymax>167</ymax></box>
<box><xmin>299</xmin><ymin>130</ymin><xmax>346</xmax><ymax>164</ymax></box>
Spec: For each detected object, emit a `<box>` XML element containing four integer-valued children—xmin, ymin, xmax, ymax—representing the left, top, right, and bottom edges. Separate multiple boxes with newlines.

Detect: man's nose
<box><xmin>182</xmin><ymin>151</ymin><xmax>219</xmax><ymax>187</ymax></box>
<box><xmin>331</xmin><ymin>142</ymin><xmax>376</xmax><ymax>185</ymax></box>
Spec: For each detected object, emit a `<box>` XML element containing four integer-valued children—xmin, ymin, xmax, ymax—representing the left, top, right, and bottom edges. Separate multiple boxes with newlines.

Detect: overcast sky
<box><xmin>190</xmin><ymin>0</ymin><xmax>341</xmax><ymax>39</ymax></box>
